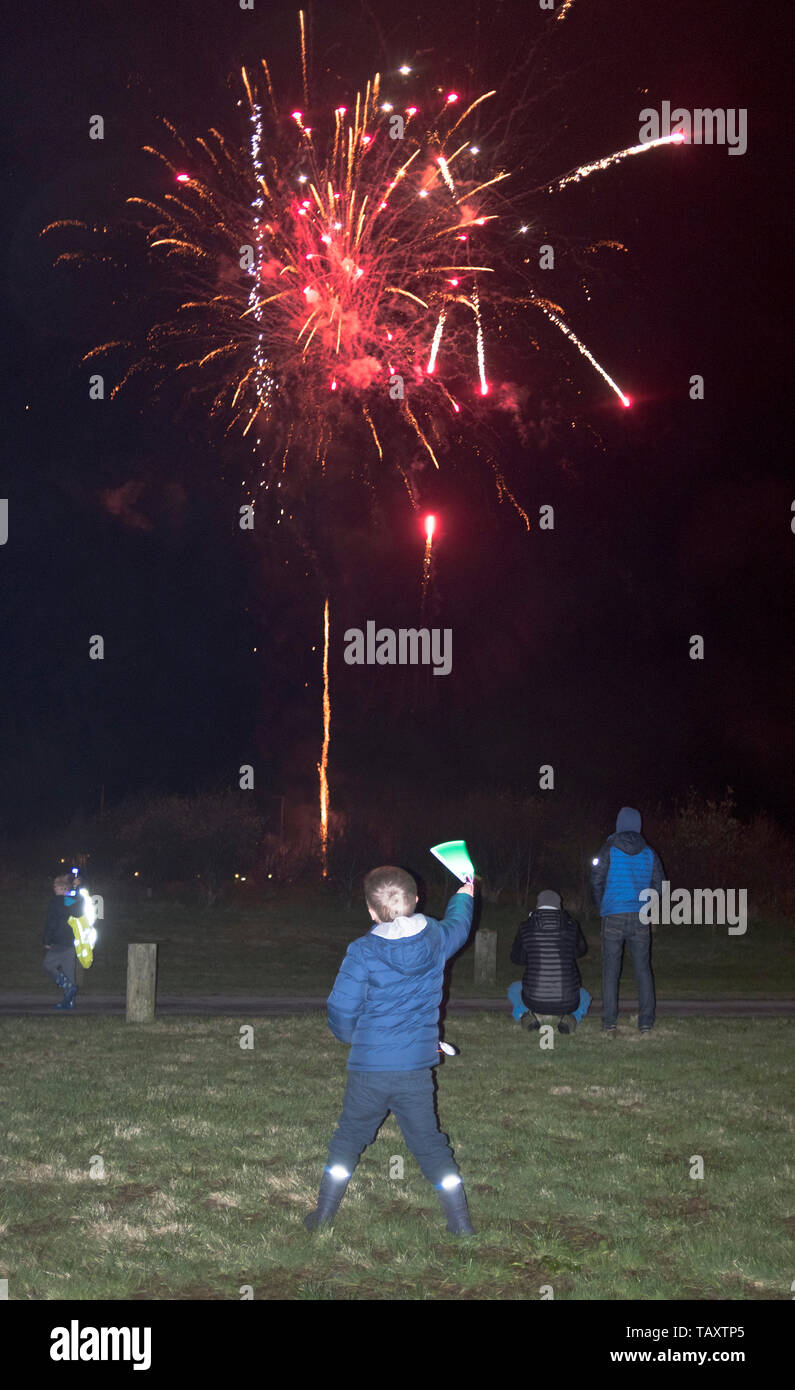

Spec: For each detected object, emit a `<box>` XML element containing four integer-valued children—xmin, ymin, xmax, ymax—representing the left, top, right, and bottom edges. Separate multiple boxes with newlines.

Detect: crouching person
<box><xmin>508</xmin><ymin>890</ymin><xmax>591</xmax><ymax>1034</ymax></box>
<box><xmin>305</xmin><ymin>866</ymin><xmax>475</xmax><ymax>1235</ymax></box>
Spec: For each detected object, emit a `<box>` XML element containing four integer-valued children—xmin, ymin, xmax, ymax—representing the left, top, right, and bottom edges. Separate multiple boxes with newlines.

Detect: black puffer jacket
<box><xmin>510</xmin><ymin>909</ymin><xmax>588</xmax><ymax>1014</ymax></box>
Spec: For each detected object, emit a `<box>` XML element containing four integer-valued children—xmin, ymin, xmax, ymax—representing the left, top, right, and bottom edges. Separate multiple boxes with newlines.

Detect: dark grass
<box><xmin>6</xmin><ymin>884</ymin><xmax>794</xmax><ymax>999</ymax></box>
<box><xmin>0</xmin><ymin>1013</ymin><xmax>791</xmax><ymax>1300</ymax></box>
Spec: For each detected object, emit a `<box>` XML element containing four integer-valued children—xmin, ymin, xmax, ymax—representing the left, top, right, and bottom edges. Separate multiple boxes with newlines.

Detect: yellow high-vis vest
<box><xmin>67</xmin><ymin>889</ymin><xmax>98</xmax><ymax>968</ymax></box>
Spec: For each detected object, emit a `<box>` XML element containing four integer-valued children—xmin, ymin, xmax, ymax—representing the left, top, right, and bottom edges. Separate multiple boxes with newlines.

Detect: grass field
<box><xmin>8</xmin><ymin>883</ymin><xmax>795</xmax><ymax>999</ymax></box>
<box><xmin>0</xmin><ymin>1012</ymin><xmax>791</xmax><ymax>1300</ymax></box>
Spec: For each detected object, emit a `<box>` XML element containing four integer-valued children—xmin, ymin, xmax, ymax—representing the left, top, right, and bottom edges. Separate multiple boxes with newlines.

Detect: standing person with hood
<box><xmin>590</xmin><ymin>807</ymin><xmax>664</xmax><ymax>1036</ymax></box>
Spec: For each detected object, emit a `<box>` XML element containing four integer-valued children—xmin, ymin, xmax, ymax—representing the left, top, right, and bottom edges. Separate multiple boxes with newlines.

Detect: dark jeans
<box><xmin>327</xmin><ymin>1067</ymin><xmax>458</xmax><ymax>1186</ymax></box>
<box><xmin>601</xmin><ymin>913</ymin><xmax>655</xmax><ymax>1029</ymax></box>
<box><xmin>43</xmin><ymin>946</ymin><xmax>76</xmax><ymax>986</ymax></box>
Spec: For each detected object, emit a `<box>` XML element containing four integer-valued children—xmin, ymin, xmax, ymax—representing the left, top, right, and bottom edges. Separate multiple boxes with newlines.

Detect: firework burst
<box><xmin>40</xmin><ymin>6</ymin><xmax>686</xmax><ymax>877</ymax></box>
<box><xmin>42</xmin><ymin>11</ymin><xmax>683</xmax><ymax>519</ymax></box>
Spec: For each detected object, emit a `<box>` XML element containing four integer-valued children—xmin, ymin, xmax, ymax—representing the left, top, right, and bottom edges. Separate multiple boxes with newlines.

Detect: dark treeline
<box><xmin>3</xmin><ymin>787</ymin><xmax>791</xmax><ymax>921</ymax></box>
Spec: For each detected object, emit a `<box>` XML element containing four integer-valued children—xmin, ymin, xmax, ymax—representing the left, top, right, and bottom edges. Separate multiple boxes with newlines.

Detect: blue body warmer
<box><xmin>591</xmin><ymin>820</ymin><xmax>664</xmax><ymax>920</ymax></box>
<box><xmin>601</xmin><ymin>844</ymin><xmax>653</xmax><ymax>914</ymax></box>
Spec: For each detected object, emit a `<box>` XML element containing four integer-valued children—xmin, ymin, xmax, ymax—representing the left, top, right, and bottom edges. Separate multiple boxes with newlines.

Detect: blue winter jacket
<box><xmin>326</xmin><ymin>892</ymin><xmax>474</xmax><ymax>1071</ymax></box>
<box><xmin>590</xmin><ymin>830</ymin><xmax>664</xmax><ymax>917</ymax></box>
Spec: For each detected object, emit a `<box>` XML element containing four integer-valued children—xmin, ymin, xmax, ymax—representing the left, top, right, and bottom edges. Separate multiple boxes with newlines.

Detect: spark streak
<box><xmin>421</xmin><ymin>514</ymin><xmax>435</xmax><ymax>609</ymax></box>
<box><xmin>472</xmin><ymin>283</ymin><xmax>488</xmax><ymax>395</ymax></box>
<box><xmin>548</xmin><ymin>133</ymin><xmax>685</xmax><ymax>191</ymax></box>
<box><xmin>318</xmin><ymin>596</ymin><xmax>331</xmax><ymax>878</ymax></box>
<box><xmin>540</xmin><ymin>306</ymin><xmax>631</xmax><ymax>407</ymax></box>
<box><xmin>426</xmin><ymin>311</ymin><xmax>446</xmax><ymax>374</ymax></box>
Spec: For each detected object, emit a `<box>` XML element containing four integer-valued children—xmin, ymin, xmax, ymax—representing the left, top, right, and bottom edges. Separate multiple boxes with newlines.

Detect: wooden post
<box><xmin>474</xmin><ymin>928</ymin><xmax>497</xmax><ymax>988</ymax></box>
<box><xmin>126</xmin><ymin>943</ymin><xmax>158</xmax><ymax>1023</ymax></box>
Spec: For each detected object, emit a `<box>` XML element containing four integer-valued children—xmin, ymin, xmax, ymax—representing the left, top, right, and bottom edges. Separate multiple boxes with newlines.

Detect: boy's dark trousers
<box><xmin>327</xmin><ymin>1068</ymin><xmax>458</xmax><ymax>1184</ymax></box>
<box><xmin>43</xmin><ymin>946</ymin><xmax>76</xmax><ymax>987</ymax></box>
<box><xmin>601</xmin><ymin>912</ymin><xmax>655</xmax><ymax>1029</ymax></box>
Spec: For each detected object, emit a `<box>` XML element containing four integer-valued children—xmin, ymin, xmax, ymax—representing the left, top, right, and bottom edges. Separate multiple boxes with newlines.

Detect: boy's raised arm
<box><xmin>327</xmin><ymin>944</ymin><xmax>369</xmax><ymax>1044</ymax></box>
<box><xmin>438</xmin><ymin>881</ymin><xmax>475</xmax><ymax>960</ymax></box>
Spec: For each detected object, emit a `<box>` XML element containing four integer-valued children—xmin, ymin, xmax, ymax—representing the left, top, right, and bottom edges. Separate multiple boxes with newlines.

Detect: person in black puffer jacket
<box><xmin>508</xmin><ymin>890</ymin><xmax>590</xmax><ymax>1034</ymax></box>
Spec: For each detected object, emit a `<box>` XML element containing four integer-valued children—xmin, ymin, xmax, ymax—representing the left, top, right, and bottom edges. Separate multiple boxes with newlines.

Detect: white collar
<box><xmin>370</xmin><ymin>914</ymin><xmax>427</xmax><ymax>939</ymax></box>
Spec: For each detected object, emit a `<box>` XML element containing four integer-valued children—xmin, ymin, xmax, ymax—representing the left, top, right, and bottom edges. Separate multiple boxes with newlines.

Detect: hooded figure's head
<box><xmin>536</xmin><ymin>889</ymin><xmax>561</xmax><ymax>910</ymax></box>
<box><xmin>615</xmin><ymin>806</ymin><xmax>642</xmax><ymax>833</ymax></box>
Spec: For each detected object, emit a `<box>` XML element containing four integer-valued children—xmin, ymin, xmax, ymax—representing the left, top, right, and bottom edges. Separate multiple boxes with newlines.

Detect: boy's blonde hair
<box><xmin>364</xmin><ymin>866</ymin><xmax>417</xmax><ymax>923</ymax></box>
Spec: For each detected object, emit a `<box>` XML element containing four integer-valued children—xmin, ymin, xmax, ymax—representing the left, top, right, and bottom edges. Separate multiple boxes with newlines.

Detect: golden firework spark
<box><xmin>317</xmin><ymin>596</ymin><xmax>331</xmax><ymax>877</ymax></box>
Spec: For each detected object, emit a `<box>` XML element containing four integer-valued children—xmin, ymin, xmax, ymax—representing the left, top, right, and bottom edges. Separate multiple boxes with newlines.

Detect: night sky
<box><xmin>2</xmin><ymin>0</ymin><xmax>791</xmax><ymax>837</ymax></box>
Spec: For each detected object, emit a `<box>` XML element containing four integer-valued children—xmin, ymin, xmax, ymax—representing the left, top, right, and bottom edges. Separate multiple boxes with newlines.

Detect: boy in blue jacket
<box><xmin>305</xmin><ymin>866</ymin><xmax>475</xmax><ymax>1235</ymax></box>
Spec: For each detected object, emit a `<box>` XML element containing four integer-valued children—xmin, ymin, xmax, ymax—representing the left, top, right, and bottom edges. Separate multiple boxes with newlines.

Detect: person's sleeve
<box><xmin>326</xmin><ymin>945</ymin><xmax>369</xmax><ymax>1044</ymax></box>
<box><xmin>571</xmin><ymin>917</ymin><xmax>588</xmax><ymax>958</ymax></box>
<box><xmin>650</xmin><ymin>850</ymin><xmax>664</xmax><ymax>899</ymax></box>
<box><xmin>43</xmin><ymin>901</ymin><xmax>57</xmax><ymax>946</ymax></box>
<box><xmin>590</xmin><ymin>843</ymin><xmax>610</xmax><ymax>910</ymax></box>
<box><xmin>509</xmin><ymin>926</ymin><xmax>525</xmax><ymax>966</ymax></box>
<box><xmin>438</xmin><ymin>892</ymin><xmax>474</xmax><ymax>961</ymax></box>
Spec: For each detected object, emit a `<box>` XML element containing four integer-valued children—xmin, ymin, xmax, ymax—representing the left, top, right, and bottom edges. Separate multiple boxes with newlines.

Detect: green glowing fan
<box><xmin>430</xmin><ymin>839</ymin><xmax>475</xmax><ymax>882</ymax></box>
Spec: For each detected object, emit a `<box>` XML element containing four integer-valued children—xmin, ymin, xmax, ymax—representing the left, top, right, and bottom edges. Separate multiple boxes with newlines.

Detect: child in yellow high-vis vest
<box><xmin>43</xmin><ymin>873</ymin><xmax>81</xmax><ymax>1010</ymax></box>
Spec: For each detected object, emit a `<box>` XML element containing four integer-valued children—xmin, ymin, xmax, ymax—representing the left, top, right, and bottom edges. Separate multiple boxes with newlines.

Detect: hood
<box><xmin>370</xmin><ymin>913</ymin><xmax>427</xmax><ymax>940</ymax></box>
<box><xmin>616</xmin><ymin>806</ymin><xmax>642</xmax><ymax>833</ymax></box>
<box><xmin>368</xmin><ymin>913</ymin><xmax>440</xmax><ymax>976</ymax></box>
<box><xmin>608</xmin><ymin>830</ymin><xmax>647</xmax><ymax>854</ymax></box>
<box><xmin>534</xmin><ymin>906</ymin><xmax>564</xmax><ymax>930</ymax></box>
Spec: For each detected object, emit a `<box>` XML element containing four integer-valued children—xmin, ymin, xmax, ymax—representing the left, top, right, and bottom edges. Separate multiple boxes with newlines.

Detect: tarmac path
<box><xmin>1</xmin><ymin>994</ymin><xmax>792</xmax><ymax>1017</ymax></box>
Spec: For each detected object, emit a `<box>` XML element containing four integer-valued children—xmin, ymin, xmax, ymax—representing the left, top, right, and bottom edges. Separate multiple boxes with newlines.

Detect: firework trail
<box><xmin>536</xmin><ymin>305</ymin><xmax>631</xmax><ymax>407</ymax></box>
<box><xmin>543</xmin><ymin>132</ymin><xmax>685</xmax><ymax>191</ymax></box>
<box><xmin>317</xmin><ymin>595</ymin><xmax>331</xmax><ymax>878</ymax></box>
<box><xmin>421</xmin><ymin>512</ymin><xmax>435</xmax><ymax>609</ymax></box>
